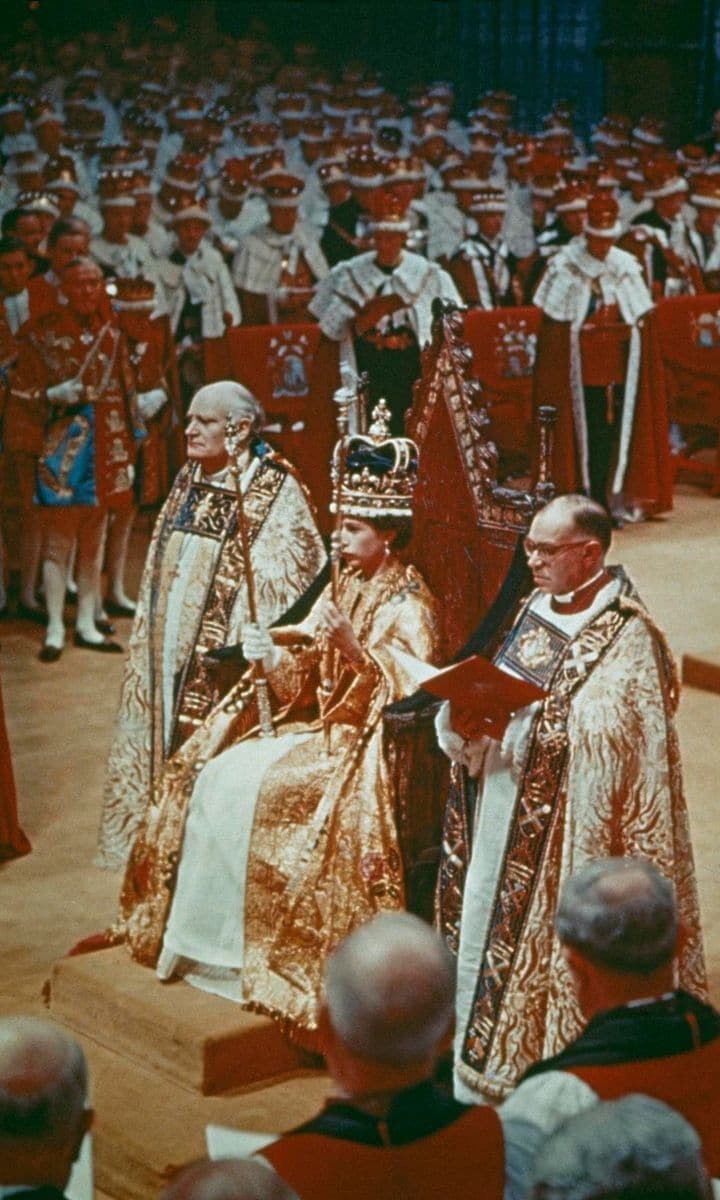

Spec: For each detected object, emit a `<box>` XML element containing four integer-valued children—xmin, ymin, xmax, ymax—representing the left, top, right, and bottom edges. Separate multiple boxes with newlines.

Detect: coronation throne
<box><xmin>384</xmin><ymin>301</ymin><xmax>557</xmax><ymax>920</ymax></box>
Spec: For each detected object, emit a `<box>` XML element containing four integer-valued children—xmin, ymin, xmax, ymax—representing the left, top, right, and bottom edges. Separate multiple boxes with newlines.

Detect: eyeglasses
<box><xmin>523</xmin><ymin>537</ymin><xmax>592</xmax><ymax>562</ymax></box>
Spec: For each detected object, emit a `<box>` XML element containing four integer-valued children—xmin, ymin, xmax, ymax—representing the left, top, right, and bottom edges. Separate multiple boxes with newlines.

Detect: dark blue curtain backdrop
<box><xmin>214</xmin><ymin>0</ymin><xmax>605</xmax><ymax>134</ymax></box>
<box><xmin>454</xmin><ymin>0</ymin><xmax>603</xmax><ymax>133</ymax></box>
<box><xmin>3</xmin><ymin>0</ymin><xmax>719</xmax><ymax>141</ymax></box>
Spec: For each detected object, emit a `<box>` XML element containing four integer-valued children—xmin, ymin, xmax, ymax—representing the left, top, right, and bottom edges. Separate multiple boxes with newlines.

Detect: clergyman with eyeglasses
<box><xmin>434</xmin><ymin>492</ymin><xmax>707</xmax><ymax>1106</ymax></box>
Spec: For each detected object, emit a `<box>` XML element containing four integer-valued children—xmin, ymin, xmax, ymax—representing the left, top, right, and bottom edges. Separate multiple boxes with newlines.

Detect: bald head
<box><xmin>556</xmin><ymin>858</ymin><xmax>678</xmax><ymax>975</ymax></box>
<box><xmin>0</xmin><ymin>1017</ymin><xmax>90</xmax><ymax>1189</ymax></box>
<box><xmin>531</xmin><ymin>494</ymin><xmax>612</xmax><ymax>553</ymax></box>
<box><xmin>190</xmin><ymin>382</ymin><xmax>265</xmax><ymax>432</ymax></box>
<box><xmin>161</xmin><ymin>1158</ymin><xmax>299</xmax><ymax>1200</ymax></box>
<box><xmin>324</xmin><ymin>912</ymin><xmax>455</xmax><ymax>1066</ymax></box>
<box><xmin>0</xmin><ymin>1017</ymin><xmax>87</xmax><ymax>1146</ymax></box>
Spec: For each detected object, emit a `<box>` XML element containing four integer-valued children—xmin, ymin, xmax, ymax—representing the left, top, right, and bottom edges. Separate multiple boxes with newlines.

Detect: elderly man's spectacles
<box><xmin>523</xmin><ymin>537</ymin><xmax>592</xmax><ymax>562</ymax></box>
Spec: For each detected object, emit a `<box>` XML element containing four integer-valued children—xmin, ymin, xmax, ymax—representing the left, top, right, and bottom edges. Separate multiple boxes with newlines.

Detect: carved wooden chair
<box><xmin>384</xmin><ymin>301</ymin><xmax>557</xmax><ymax>920</ymax></box>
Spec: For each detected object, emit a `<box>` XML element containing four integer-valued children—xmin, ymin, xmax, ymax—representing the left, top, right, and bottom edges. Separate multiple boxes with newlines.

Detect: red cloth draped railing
<box><xmin>208</xmin><ymin>323</ymin><xmax>340</xmax><ymax>528</ymax></box>
<box><xmin>655</xmin><ymin>294</ymin><xmax>720</xmax><ymax>492</ymax></box>
<box><xmin>461</xmin><ymin>298</ymin><xmax>719</xmax><ymax>490</ymax></box>
<box><xmin>461</xmin><ymin>306</ymin><xmax>541</xmax><ymax>467</ymax></box>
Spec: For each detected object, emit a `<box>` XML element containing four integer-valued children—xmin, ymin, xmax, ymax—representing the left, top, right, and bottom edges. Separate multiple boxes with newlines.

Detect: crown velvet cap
<box><xmin>331</xmin><ymin>401</ymin><xmax>418</xmax><ymax>520</ymax></box>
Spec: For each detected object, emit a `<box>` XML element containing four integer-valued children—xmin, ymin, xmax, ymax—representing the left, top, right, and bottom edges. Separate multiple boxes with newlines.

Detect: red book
<box><xmin>423</xmin><ymin>655</ymin><xmax>547</xmax><ymax>741</ymax></box>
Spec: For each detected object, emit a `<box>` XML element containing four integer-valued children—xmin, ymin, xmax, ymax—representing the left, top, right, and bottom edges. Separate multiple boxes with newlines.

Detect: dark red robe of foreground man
<box><xmin>262</xmin><ymin>1084</ymin><xmax>505</xmax><ymax>1200</ymax></box>
<box><xmin>0</xmin><ymin>672</ymin><xmax>30</xmax><ymax>859</ymax></box>
<box><xmin>532</xmin><ymin>308</ymin><xmax>673</xmax><ymax>514</ymax></box>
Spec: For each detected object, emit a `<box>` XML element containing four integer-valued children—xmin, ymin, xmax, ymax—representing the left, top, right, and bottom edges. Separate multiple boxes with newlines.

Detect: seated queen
<box><xmin>114</xmin><ymin>402</ymin><xmax>440</xmax><ymax>1043</ymax></box>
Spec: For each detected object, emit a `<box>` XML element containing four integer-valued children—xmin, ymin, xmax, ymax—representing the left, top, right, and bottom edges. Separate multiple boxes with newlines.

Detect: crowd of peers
<box><xmin>1</xmin><ymin>860</ymin><xmax>718</xmax><ymax>1197</ymax></box>
<box><xmin>1</xmin><ymin>18</ymin><xmax>719</xmax><ymax>655</ymax></box>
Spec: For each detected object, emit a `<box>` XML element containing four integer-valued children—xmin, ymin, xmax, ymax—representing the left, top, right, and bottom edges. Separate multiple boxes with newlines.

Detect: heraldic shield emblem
<box><xmin>494</xmin><ymin>318</ymin><xmax>538</xmax><ymax>378</ymax></box>
<box><xmin>268</xmin><ymin>329</ymin><xmax>314</xmax><ymax>399</ymax></box>
<box><xmin>691</xmin><ymin>309</ymin><xmax>720</xmax><ymax>349</ymax></box>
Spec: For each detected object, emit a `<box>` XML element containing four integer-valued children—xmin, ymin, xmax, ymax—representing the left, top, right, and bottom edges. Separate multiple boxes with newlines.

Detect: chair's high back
<box><xmin>387</xmin><ymin>300</ymin><xmax>557</xmax><ymax>922</ymax></box>
<box><xmin>406</xmin><ymin>301</ymin><xmax>556</xmax><ymax>659</ymax></box>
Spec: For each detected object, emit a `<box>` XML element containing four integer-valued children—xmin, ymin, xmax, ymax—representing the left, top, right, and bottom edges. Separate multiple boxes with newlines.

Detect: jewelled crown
<box><xmin>331</xmin><ymin>400</ymin><xmax>419</xmax><ymax>520</ymax></box>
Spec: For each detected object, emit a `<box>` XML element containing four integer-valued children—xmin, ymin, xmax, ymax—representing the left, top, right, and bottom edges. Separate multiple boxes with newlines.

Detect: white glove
<box><xmin>47</xmin><ymin>379</ymin><xmax>83</xmax><ymax>406</ymax></box>
<box><xmin>500</xmin><ymin>700</ymin><xmax>541</xmax><ymax>784</ymax></box>
<box><xmin>241</xmin><ymin>623</ymin><xmax>279</xmax><ymax>672</ymax></box>
<box><xmin>137</xmin><ymin>387</ymin><xmax>168</xmax><ymax>420</ymax></box>
<box><xmin>434</xmin><ymin>701</ymin><xmax>467</xmax><ymax>764</ymax></box>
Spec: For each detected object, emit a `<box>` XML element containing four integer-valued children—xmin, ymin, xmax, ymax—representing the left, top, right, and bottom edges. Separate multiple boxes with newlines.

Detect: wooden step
<box><xmin>682</xmin><ymin>653</ymin><xmax>720</xmax><ymax>696</ymax></box>
<box><xmin>59</xmin><ymin>1028</ymin><xmax>327</xmax><ymax>1200</ymax></box>
<box><xmin>48</xmin><ymin>948</ymin><xmax>310</xmax><ymax>1095</ymax></box>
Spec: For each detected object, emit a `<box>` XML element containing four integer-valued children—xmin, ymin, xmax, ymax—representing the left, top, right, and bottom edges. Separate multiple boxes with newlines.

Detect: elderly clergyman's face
<box><xmin>185</xmin><ymin>392</ymin><xmax>251</xmax><ymax>465</ymax></box>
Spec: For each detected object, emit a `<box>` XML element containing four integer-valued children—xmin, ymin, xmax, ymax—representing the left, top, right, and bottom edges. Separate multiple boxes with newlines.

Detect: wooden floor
<box><xmin>0</xmin><ymin>486</ymin><xmax>718</xmax><ymax>1191</ymax></box>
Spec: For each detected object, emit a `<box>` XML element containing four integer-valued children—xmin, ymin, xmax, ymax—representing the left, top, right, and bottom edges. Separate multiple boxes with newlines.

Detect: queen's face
<box><xmin>339</xmin><ymin>517</ymin><xmax>389</xmax><ymax>576</ymax></box>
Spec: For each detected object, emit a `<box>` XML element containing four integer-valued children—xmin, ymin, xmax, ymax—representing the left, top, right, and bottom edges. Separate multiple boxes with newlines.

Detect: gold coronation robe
<box><xmin>438</xmin><ymin>568</ymin><xmax>707</xmax><ymax>1102</ymax></box>
<box><xmin>115</xmin><ymin>559</ymin><xmax>439</xmax><ymax>1039</ymax></box>
<box><xmin>97</xmin><ymin>448</ymin><xmax>326</xmax><ymax>869</ymax></box>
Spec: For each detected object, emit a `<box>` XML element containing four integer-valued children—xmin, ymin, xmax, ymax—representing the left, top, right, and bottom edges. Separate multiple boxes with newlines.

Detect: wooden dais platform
<box><xmin>682</xmin><ymin>654</ymin><xmax>720</xmax><ymax>696</ymax></box>
<box><xmin>48</xmin><ymin>947</ymin><xmax>309</xmax><ymax>1095</ymax></box>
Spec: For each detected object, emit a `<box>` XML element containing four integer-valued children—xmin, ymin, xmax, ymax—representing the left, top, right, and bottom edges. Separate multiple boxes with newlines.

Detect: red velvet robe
<box><xmin>532</xmin><ymin>309</ymin><xmax>673</xmax><ymax>514</ymax></box>
<box><xmin>263</xmin><ymin>1106</ymin><xmax>504</xmax><ymax>1200</ymax></box>
<box><xmin>567</xmin><ymin>1038</ymin><xmax>720</xmax><ymax>1176</ymax></box>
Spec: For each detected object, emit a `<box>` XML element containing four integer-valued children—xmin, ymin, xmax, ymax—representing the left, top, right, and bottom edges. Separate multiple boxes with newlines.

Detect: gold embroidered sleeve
<box><xmin>267</xmin><ymin>628</ymin><xmax>321</xmax><ymax>709</ymax></box>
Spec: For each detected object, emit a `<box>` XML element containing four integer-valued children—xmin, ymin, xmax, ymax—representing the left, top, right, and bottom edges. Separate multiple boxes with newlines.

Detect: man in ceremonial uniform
<box><xmin>447</xmin><ymin>186</ymin><xmax>519</xmax><ymax>308</ymax></box>
<box><xmin>45</xmin><ymin>167</ymin><xmax>102</xmax><ymax>237</ymax></box>
<box><xmin>688</xmin><ymin>174</ymin><xmax>720</xmax><ymax>289</ymax></box>
<box><xmin>501</xmin><ymin>858</ymin><xmax>719</xmax><ymax>1180</ymax></box>
<box><xmin>33</xmin><ymin>105</ymin><xmax>93</xmax><ymax>203</ymax></box>
<box><xmin>232</xmin><ymin>171</ymin><xmax>329</xmax><ymax>325</ymax></box>
<box><xmin>629</xmin><ymin>160</ymin><xmax>696</xmax><ymax>297</ymax></box>
<box><xmin>1</xmin><ymin>208</ymin><xmax>47</xmax><ymax>277</ymax></box>
<box><xmin>435</xmin><ymin>495</ymin><xmax>706</xmax><ymax>1102</ymax></box>
<box><xmin>532</xmin><ymin>192</ymin><xmax>671</xmax><ymax>521</ymax></box>
<box><xmin>318</xmin><ymin>161</ymin><xmax>364</xmax><ymax>268</ymax></box>
<box><xmin>520</xmin><ymin>174</ymin><xmax>585</xmax><ymax>299</ymax></box>
<box><xmin>157</xmin><ymin>200</ymin><xmax>240</xmax><ymax>403</ymax></box>
<box><xmin>130</xmin><ymin>171</ymin><xmax>173</xmax><ymax>266</ymax></box>
<box><xmin>535</xmin><ymin>181</ymin><xmax>588</xmax><ymax>259</ymax></box>
<box><xmin>97</xmin><ymin>380</ymin><xmax>325</xmax><ymax>869</ymax></box>
<box><xmin>10</xmin><ymin>257</ymin><xmax>142</xmax><ymax>661</ymax></box>
<box><xmin>0</xmin><ymin>94</ymin><xmax>33</xmax><ymax>161</ymax></box>
<box><xmin>310</xmin><ymin>194</ymin><xmax>461</xmax><ymax>433</ymax></box>
<box><xmin>94</xmin><ymin>275</ymin><xmax>181</xmax><ymax>626</ymax></box>
<box><xmin>207</xmin><ymin>158</ymin><xmax>267</xmax><ymax>264</ymax></box>
<box><xmin>90</xmin><ymin>170</ymin><xmax>162</xmax><ymax>293</ymax></box>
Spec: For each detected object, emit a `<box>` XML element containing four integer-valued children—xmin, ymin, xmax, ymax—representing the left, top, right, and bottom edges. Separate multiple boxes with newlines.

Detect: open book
<box><xmin>66</xmin><ymin>1133</ymin><xmax>93</xmax><ymax>1200</ymax></box>
<box><xmin>394</xmin><ymin>649</ymin><xmax>546</xmax><ymax>741</ymax></box>
<box><xmin>206</xmin><ymin>1123</ymin><xmax>279</xmax><ymax>1159</ymax></box>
